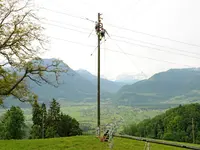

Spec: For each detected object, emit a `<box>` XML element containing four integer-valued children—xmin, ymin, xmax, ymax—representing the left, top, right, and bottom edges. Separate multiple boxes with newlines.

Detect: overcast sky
<box><xmin>33</xmin><ymin>0</ymin><xmax>200</xmax><ymax>80</ymax></box>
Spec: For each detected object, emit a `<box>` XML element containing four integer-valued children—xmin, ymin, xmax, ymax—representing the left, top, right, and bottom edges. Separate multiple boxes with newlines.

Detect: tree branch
<box><xmin>2</xmin><ymin>68</ymin><xmax>28</xmax><ymax>95</ymax></box>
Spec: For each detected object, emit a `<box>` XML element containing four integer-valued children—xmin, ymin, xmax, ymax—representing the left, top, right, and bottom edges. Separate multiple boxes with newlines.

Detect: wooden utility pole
<box><xmin>192</xmin><ymin>118</ymin><xmax>195</xmax><ymax>143</ymax></box>
<box><xmin>42</xmin><ymin>112</ymin><xmax>44</xmax><ymax>139</ymax></box>
<box><xmin>97</xmin><ymin>13</ymin><xmax>101</xmax><ymax>137</ymax></box>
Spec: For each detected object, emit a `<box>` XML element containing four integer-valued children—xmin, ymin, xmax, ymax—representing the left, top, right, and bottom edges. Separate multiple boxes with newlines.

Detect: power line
<box><xmin>50</xmin><ymin>36</ymin><xmax>95</xmax><ymax>47</ymax></box>
<box><xmin>105</xmin><ymin>48</ymin><xmax>193</xmax><ymax>67</ymax></box>
<box><xmin>109</xmin><ymin>38</ymin><xmax>148</xmax><ymax>78</ymax></box>
<box><xmin>111</xmin><ymin>34</ymin><xmax>200</xmax><ymax>57</ymax></box>
<box><xmin>44</xmin><ymin>22</ymin><xmax>200</xmax><ymax>61</ymax></box>
<box><xmin>40</xmin><ymin>7</ymin><xmax>200</xmax><ymax>48</ymax></box>
<box><xmin>42</xmin><ymin>19</ymin><xmax>200</xmax><ymax>59</ymax></box>
<box><xmin>42</xmin><ymin>22</ymin><xmax>94</xmax><ymax>36</ymax></box>
<box><xmin>111</xmin><ymin>38</ymin><xmax>200</xmax><ymax>60</ymax></box>
<box><xmin>90</xmin><ymin>41</ymin><xmax>104</xmax><ymax>56</ymax></box>
<box><xmin>40</xmin><ymin>7</ymin><xmax>85</xmax><ymax>20</ymax></box>
<box><xmin>43</xmin><ymin>19</ymin><xmax>200</xmax><ymax>57</ymax></box>
<box><xmin>106</xmin><ymin>23</ymin><xmax>200</xmax><ymax>48</ymax></box>
<box><xmin>39</xmin><ymin>7</ymin><xmax>95</xmax><ymax>23</ymax></box>
<box><xmin>43</xmin><ymin>19</ymin><xmax>92</xmax><ymax>32</ymax></box>
<box><xmin>90</xmin><ymin>46</ymin><xmax>98</xmax><ymax>56</ymax></box>
<box><xmin>48</xmin><ymin>36</ymin><xmax>195</xmax><ymax>67</ymax></box>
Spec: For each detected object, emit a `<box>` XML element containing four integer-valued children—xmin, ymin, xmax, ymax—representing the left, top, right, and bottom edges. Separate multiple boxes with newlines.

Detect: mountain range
<box><xmin>115</xmin><ymin>74</ymin><xmax>141</xmax><ymax>84</ymax></box>
<box><xmin>116</xmin><ymin>68</ymin><xmax>200</xmax><ymax>106</ymax></box>
<box><xmin>4</xmin><ymin>58</ymin><xmax>200</xmax><ymax>108</ymax></box>
<box><xmin>77</xmin><ymin>69</ymin><xmax>126</xmax><ymax>93</ymax></box>
<box><xmin>26</xmin><ymin>59</ymin><xmax>127</xmax><ymax>103</ymax></box>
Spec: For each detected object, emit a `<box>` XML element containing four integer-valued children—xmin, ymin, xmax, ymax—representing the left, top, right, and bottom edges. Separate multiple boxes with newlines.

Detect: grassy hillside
<box><xmin>0</xmin><ymin>136</ymin><xmax>190</xmax><ymax>150</ymax></box>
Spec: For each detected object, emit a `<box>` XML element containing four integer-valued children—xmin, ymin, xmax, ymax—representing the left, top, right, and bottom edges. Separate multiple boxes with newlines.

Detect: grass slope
<box><xmin>0</xmin><ymin>136</ymin><xmax>189</xmax><ymax>150</ymax></box>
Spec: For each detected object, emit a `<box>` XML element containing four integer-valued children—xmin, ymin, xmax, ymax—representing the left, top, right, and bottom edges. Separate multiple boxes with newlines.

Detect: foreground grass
<box><xmin>0</xmin><ymin>136</ymin><xmax>190</xmax><ymax>150</ymax></box>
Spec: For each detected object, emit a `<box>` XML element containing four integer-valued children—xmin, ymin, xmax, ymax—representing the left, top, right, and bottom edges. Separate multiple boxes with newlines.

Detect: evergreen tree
<box><xmin>30</xmin><ymin>98</ymin><xmax>82</xmax><ymax>138</ymax></box>
<box><xmin>46</xmin><ymin>98</ymin><xmax>61</xmax><ymax>137</ymax></box>
<box><xmin>41</xmin><ymin>103</ymin><xmax>47</xmax><ymax>138</ymax></box>
<box><xmin>48</xmin><ymin>98</ymin><xmax>60</xmax><ymax>122</ymax></box>
<box><xmin>30</xmin><ymin>97</ymin><xmax>43</xmax><ymax>139</ymax></box>
<box><xmin>32</xmin><ymin>97</ymin><xmax>42</xmax><ymax>127</ymax></box>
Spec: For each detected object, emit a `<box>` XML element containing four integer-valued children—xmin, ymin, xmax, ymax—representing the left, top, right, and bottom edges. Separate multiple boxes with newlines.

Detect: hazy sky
<box><xmin>33</xmin><ymin>0</ymin><xmax>200</xmax><ymax>80</ymax></box>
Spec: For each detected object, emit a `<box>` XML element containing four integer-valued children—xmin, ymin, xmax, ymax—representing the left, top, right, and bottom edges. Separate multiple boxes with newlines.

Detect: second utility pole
<box><xmin>97</xmin><ymin>13</ymin><xmax>101</xmax><ymax>137</ymax></box>
<box><xmin>192</xmin><ymin>118</ymin><xmax>195</xmax><ymax>143</ymax></box>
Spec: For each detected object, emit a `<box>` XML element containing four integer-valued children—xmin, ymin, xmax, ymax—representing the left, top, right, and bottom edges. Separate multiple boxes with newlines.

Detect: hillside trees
<box><xmin>0</xmin><ymin>106</ymin><xmax>25</xmax><ymax>139</ymax></box>
<box><xmin>31</xmin><ymin>99</ymin><xmax>82</xmax><ymax>139</ymax></box>
<box><xmin>30</xmin><ymin>96</ymin><xmax>43</xmax><ymax>138</ymax></box>
<box><xmin>0</xmin><ymin>0</ymin><xmax>67</xmax><ymax>105</ymax></box>
<box><xmin>123</xmin><ymin>103</ymin><xmax>200</xmax><ymax>143</ymax></box>
<box><xmin>58</xmin><ymin>113</ymin><xmax>82</xmax><ymax>137</ymax></box>
<box><xmin>45</xmin><ymin>98</ymin><xmax>61</xmax><ymax>138</ymax></box>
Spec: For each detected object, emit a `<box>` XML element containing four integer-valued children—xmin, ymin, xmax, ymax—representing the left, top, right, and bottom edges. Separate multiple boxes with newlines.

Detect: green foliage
<box><xmin>58</xmin><ymin>113</ymin><xmax>82</xmax><ymax>137</ymax></box>
<box><xmin>30</xmin><ymin>125</ymin><xmax>41</xmax><ymax>139</ymax></box>
<box><xmin>45</xmin><ymin>126</ymin><xmax>56</xmax><ymax>138</ymax></box>
<box><xmin>32</xmin><ymin>100</ymin><xmax>42</xmax><ymax>127</ymax></box>
<box><xmin>47</xmin><ymin>98</ymin><xmax>60</xmax><ymax>124</ymax></box>
<box><xmin>124</xmin><ymin>103</ymin><xmax>200</xmax><ymax>144</ymax></box>
<box><xmin>31</xmin><ymin>99</ymin><xmax>82</xmax><ymax>139</ymax></box>
<box><xmin>30</xmin><ymin>98</ymin><xmax>43</xmax><ymax>139</ymax></box>
<box><xmin>123</xmin><ymin>123</ymin><xmax>137</xmax><ymax>135</ymax></box>
<box><xmin>46</xmin><ymin>98</ymin><xmax>61</xmax><ymax>137</ymax></box>
<box><xmin>41</xmin><ymin>103</ymin><xmax>47</xmax><ymax>137</ymax></box>
<box><xmin>0</xmin><ymin>106</ymin><xmax>25</xmax><ymax>139</ymax></box>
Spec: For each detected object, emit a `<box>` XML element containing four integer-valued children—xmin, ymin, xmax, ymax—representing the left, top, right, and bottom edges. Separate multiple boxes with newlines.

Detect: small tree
<box><xmin>41</xmin><ymin>103</ymin><xmax>47</xmax><ymax>138</ymax></box>
<box><xmin>46</xmin><ymin>98</ymin><xmax>61</xmax><ymax>137</ymax></box>
<box><xmin>58</xmin><ymin>113</ymin><xmax>82</xmax><ymax>137</ymax></box>
<box><xmin>30</xmin><ymin>97</ymin><xmax>42</xmax><ymax>138</ymax></box>
<box><xmin>30</xmin><ymin>97</ymin><xmax>48</xmax><ymax>139</ymax></box>
<box><xmin>0</xmin><ymin>106</ymin><xmax>25</xmax><ymax>139</ymax></box>
<box><xmin>48</xmin><ymin>98</ymin><xmax>60</xmax><ymax>122</ymax></box>
<box><xmin>32</xmin><ymin>97</ymin><xmax>42</xmax><ymax>127</ymax></box>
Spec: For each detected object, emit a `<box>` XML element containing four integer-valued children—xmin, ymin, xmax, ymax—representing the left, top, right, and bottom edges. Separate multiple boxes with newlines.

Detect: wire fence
<box><xmin>115</xmin><ymin>134</ymin><xmax>200</xmax><ymax>150</ymax></box>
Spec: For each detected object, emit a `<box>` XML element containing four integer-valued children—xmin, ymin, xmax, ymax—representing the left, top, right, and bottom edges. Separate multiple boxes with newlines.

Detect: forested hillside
<box><xmin>123</xmin><ymin>103</ymin><xmax>200</xmax><ymax>143</ymax></box>
<box><xmin>116</xmin><ymin>69</ymin><xmax>200</xmax><ymax>106</ymax></box>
